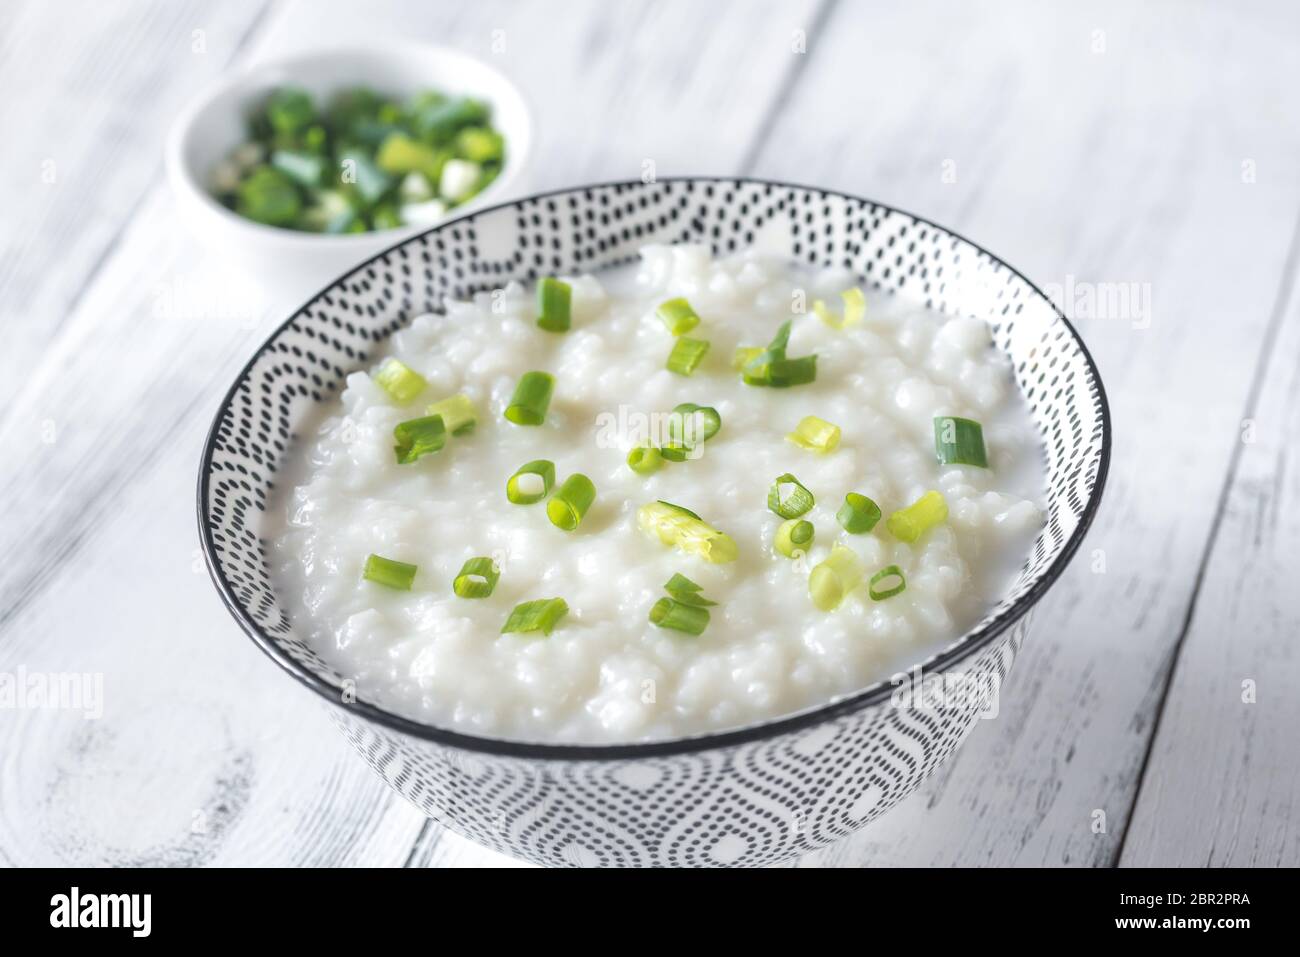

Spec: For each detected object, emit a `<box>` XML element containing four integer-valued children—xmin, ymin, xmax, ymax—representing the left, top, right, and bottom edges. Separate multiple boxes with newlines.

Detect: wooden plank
<box><xmin>0</xmin><ymin>0</ymin><xmax>271</xmax><ymax>418</ymax></box>
<box><xmin>0</xmin><ymin>0</ymin><xmax>820</xmax><ymax>866</ymax></box>
<box><xmin>1118</xmin><ymin>224</ymin><xmax>1300</xmax><ymax>867</ymax></box>
<box><xmin>748</xmin><ymin>0</ymin><xmax>1300</xmax><ymax>865</ymax></box>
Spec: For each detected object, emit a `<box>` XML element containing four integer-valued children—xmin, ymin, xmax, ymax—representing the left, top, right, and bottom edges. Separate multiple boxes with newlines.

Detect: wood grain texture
<box><xmin>1119</xmin><ymin>220</ymin><xmax>1300</xmax><ymax>867</ymax></box>
<box><xmin>749</xmin><ymin>0</ymin><xmax>1300</xmax><ymax>866</ymax></box>
<box><xmin>0</xmin><ymin>0</ymin><xmax>820</xmax><ymax>866</ymax></box>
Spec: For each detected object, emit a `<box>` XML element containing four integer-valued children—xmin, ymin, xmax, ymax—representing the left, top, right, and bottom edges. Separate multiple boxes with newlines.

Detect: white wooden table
<box><xmin>3</xmin><ymin>0</ymin><xmax>1298</xmax><ymax>867</ymax></box>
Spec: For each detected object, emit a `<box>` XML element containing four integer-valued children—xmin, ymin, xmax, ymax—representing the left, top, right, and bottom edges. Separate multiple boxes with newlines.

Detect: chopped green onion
<box><xmin>649</xmin><ymin>598</ymin><xmax>710</xmax><ymax>636</ymax></box>
<box><xmin>666</xmin><ymin>336</ymin><xmax>710</xmax><ymax>376</ymax></box>
<box><xmin>659</xmin><ymin>443</ymin><xmax>692</xmax><ymax>462</ymax></box>
<box><xmin>868</xmin><ymin>565</ymin><xmax>907</xmax><ymax>601</ymax></box>
<box><xmin>767</xmin><ymin>473</ymin><xmax>814</xmax><ymax>519</ymax></box>
<box><xmin>667</xmin><ymin>403</ymin><xmax>722</xmax><ymax>447</ymax></box>
<box><xmin>775</xmin><ymin>518</ymin><xmax>815</xmax><ymax>558</ymax></box>
<box><xmin>236</xmin><ymin>166</ymin><xmax>302</xmax><ymax>226</ymax></box>
<box><xmin>536</xmin><ymin>277</ymin><xmax>572</xmax><ymax>332</ymax></box>
<box><xmin>656</xmin><ymin>297</ymin><xmax>701</xmax><ymax>336</ymax></box>
<box><xmin>837</xmin><ymin>493</ymin><xmax>882</xmax><ymax>534</ymax></box>
<box><xmin>393</xmin><ymin>415</ymin><xmax>446</xmax><ymax>464</ymax></box>
<box><xmin>546</xmin><ymin>474</ymin><xmax>597</xmax><ymax>531</ymax></box>
<box><xmin>506</xmin><ymin>459</ymin><xmax>556</xmax><ymax>504</ymax></box>
<box><xmin>363</xmin><ymin>554</ymin><xmax>417</xmax><ymax>590</ymax></box>
<box><xmin>786</xmin><ymin>415</ymin><xmax>841</xmax><ymax>454</ymax></box>
<box><xmin>637</xmin><ymin>501</ymin><xmax>738</xmax><ymax>563</ymax></box>
<box><xmin>627</xmin><ymin>444</ymin><xmax>663</xmax><ymax>475</ymax></box>
<box><xmin>657</xmin><ymin>500</ymin><xmax>701</xmax><ymax>520</ymax></box>
<box><xmin>809</xmin><ymin>544</ymin><xmax>863</xmax><ymax>611</ymax></box>
<box><xmin>374</xmin><ymin>358</ymin><xmax>427</xmax><ymax>404</ymax></box>
<box><xmin>504</xmin><ymin>371</ymin><xmax>554</xmax><ymax>425</ymax></box>
<box><xmin>887</xmin><ymin>491</ymin><xmax>949</xmax><ymax>543</ymax></box>
<box><xmin>452</xmin><ymin>556</ymin><xmax>500</xmax><ymax>598</ymax></box>
<box><xmin>663</xmin><ymin>572</ymin><xmax>717</xmax><ymax>607</ymax></box>
<box><xmin>501</xmin><ymin>597</ymin><xmax>569</xmax><ymax>636</ymax></box>
<box><xmin>934</xmin><ymin>416</ymin><xmax>989</xmax><ymax>468</ymax></box>
<box><xmin>813</xmin><ymin>287</ymin><xmax>866</xmax><ymax>329</ymax></box>
<box><xmin>426</xmin><ymin>393</ymin><xmax>477</xmax><ymax>435</ymax></box>
<box><xmin>732</xmin><ymin>346</ymin><xmax>763</xmax><ymax>370</ymax></box>
<box><xmin>739</xmin><ymin>319</ymin><xmax>818</xmax><ymax>388</ymax></box>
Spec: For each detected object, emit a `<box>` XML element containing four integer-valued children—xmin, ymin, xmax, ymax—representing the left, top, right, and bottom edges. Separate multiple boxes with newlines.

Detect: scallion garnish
<box><xmin>649</xmin><ymin>597</ymin><xmax>710</xmax><ymax>636</ymax></box>
<box><xmin>813</xmin><ymin>287</ymin><xmax>866</xmax><ymax>329</ymax></box>
<box><xmin>666</xmin><ymin>336</ymin><xmax>710</xmax><ymax>376</ymax></box>
<box><xmin>393</xmin><ymin>414</ymin><xmax>446</xmax><ymax>464</ymax></box>
<box><xmin>732</xmin><ymin>346</ymin><xmax>763</xmax><ymax>371</ymax></box>
<box><xmin>934</xmin><ymin>416</ymin><xmax>989</xmax><ymax>468</ymax></box>
<box><xmin>501</xmin><ymin>597</ymin><xmax>569</xmax><ymax>636</ymax></box>
<box><xmin>362</xmin><ymin>553</ymin><xmax>417</xmax><ymax>590</ymax></box>
<box><xmin>775</xmin><ymin>518</ymin><xmax>815</xmax><ymax>558</ymax></box>
<box><xmin>627</xmin><ymin>444</ymin><xmax>663</xmax><ymax>475</ymax></box>
<box><xmin>663</xmin><ymin>572</ymin><xmax>717</xmax><ymax>607</ymax></box>
<box><xmin>504</xmin><ymin>371</ymin><xmax>554</xmax><ymax>425</ymax></box>
<box><xmin>656</xmin><ymin>297</ymin><xmax>701</xmax><ymax>336</ymax></box>
<box><xmin>547</xmin><ymin>473</ymin><xmax>596</xmax><ymax>531</ymax></box>
<box><xmin>767</xmin><ymin>473</ymin><xmax>814</xmax><ymax>519</ymax></box>
<box><xmin>452</xmin><ymin>556</ymin><xmax>500</xmax><ymax>598</ymax></box>
<box><xmin>737</xmin><ymin>319</ymin><xmax>818</xmax><ymax>388</ymax></box>
<box><xmin>868</xmin><ymin>565</ymin><xmax>907</xmax><ymax>601</ymax></box>
<box><xmin>536</xmin><ymin>277</ymin><xmax>572</xmax><ymax>332</ymax></box>
<box><xmin>374</xmin><ymin>358</ymin><xmax>427</xmax><ymax>404</ymax></box>
<box><xmin>506</xmin><ymin>459</ymin><xmax>556</xmax><ymax>504</ymax></box>
<box><xmin>667</xmin><ymin>403</ymin><xmax>722</xmax><ymax>447</ymax></box>
<box><xmin>660</xmin><ymin>443</ymin><xmax>692</xmax><ymax>462</ymax></box>
<box><xmin>836</xmin><ymin>493</ymin><xmax>881</xmax><ymax>534</ymax></box>
<box><xmin>426</xmin><ymin>393</ymin><xmax>477</xmax><ymax>436</ymax></box>
<box><xmin>887</xmin><ymin>491</ymin><xmax>949</xmax><ymax>543</ymax></box>
<box><xmin>809</xmin><ymin>544</ymin><xmax>863</xmax><ymax>611</ymax></box>
<box><xmin>637</xmin><ymin>501</ymin><xmax>737</xmax><ymax>563</ymax></box>
<box><xmin>786</xmin><ymin>415</ymin><xmax>841</xmax><ymax>454</ymax></box>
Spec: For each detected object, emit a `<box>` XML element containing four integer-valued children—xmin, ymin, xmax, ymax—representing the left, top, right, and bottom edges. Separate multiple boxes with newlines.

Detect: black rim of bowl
<box><xmin>197</xmin><ymin>176</ymin><xmax>1112</xmax><ymax>761</ymax></box>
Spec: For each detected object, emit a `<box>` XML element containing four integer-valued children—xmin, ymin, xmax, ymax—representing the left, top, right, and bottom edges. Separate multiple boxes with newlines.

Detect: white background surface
<box><xmin>2</xmin><ymin>0</ymin><xmax>1298</xmax><ymax>867</ymax></box>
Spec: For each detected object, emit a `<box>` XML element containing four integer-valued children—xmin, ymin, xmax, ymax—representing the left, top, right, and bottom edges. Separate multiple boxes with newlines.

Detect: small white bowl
<box><xmin>166</xmin><ymin>43</ymin><xmax>531</xmax><ymax>289</ymax></box>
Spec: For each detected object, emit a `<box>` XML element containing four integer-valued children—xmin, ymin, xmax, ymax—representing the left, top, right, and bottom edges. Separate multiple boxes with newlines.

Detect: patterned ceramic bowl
<box><xmin>198</xmin><ymin>178</ymin><xmax>1110</xmax><ymax>867</ymax></box>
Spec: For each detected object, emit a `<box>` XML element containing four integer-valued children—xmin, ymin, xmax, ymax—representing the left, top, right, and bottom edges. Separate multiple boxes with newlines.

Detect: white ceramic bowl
<box><xmin>166</xmin><ymin>43</ymin><xmax>532</xmax><ymax>289</ymax></box>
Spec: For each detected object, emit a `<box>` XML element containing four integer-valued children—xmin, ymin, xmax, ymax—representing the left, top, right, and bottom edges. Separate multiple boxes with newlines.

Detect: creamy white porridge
<box><xmin>271</xmin><ymin>244</ymin><xmax>1044</xmax><ymax>743</ymax></box>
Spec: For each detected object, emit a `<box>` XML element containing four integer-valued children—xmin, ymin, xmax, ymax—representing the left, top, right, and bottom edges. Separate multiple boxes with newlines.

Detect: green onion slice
<box><xmin>393</xmin><ymin>414</ymin><xmax>446</xmax><ymax>464</ymax></box>
<box><xmin>637</xmin><ymin>501</ymin><xmax>738</xmax><ymax>563</ymax></box>
<box><xmin>786</xmin><ymin>415</ymin><xmax>841</xmax><ymax>453</ymax></box>
<box><xmin>374</xmin><ymin>358</ymin><xmax>427</xmax><ymax>404</ymax></box>
<box><xmin>501</xmin><ymin>597</ymin><xmax>569</xmax><ymax>636</ymax></box>
<box><xmin>546</xmin><ymin>473</ymin><xmax>596</xmax><ymax>531</ymax></box>
<box><xmin>887</xmin><ymin>491</ymin><xmax>949</xmax><ymax>543</ymax></box>
<box><xmin>868</xmin><ymin>564</ymin><xmax>907</xmax><ymax>601</ymax></box>
<box><xmin>426</xmin><ymin>393</ymin><xmax>478</xmax><ymax>436</ymax></box>
<box><xmin>453</xmin><ymin>556</ymin><xmax>500</xmax><ymax>598</ymax></box>
<box><xmin>666</xmin><ymin>336</ymin><xmax>710</xmax><ymax>376</ymax></box>
<box><xmin>506</xmin><ymin>459</ymin><xmax>555</xmax><ymax>504</ymax></box>
<box><xmin>627</xmin><ymin>444</ymin><xmax>663</xmax><ymax>475</ymax></box>
<box><xmin>667</xmin><ymin>403</ymin><xmax>722</xmax><ymax>447</ymax></box>
<box><xmin>837</xmin><ymin>493</ymin><xmax>882</xmax><ymax>534</ymax></box>
<box><xmin>659</xmin><ymin>443</ymin><xmax>692</xmax><ymax>462</ymax></box>
<box><xmin>362</xmin><ymin>554</ymin><xmax>417</xmax><ymax>590</ymax></box>
<box><xmin>649</xmin><ymin>597</ymin><xmax>710</xmax><ymax>636</ymax></box>
<box><xmin>767</xmin><ymin>473</ymin><xmax>814</xmax><ymax>519</ymax></box>
<box><xmin>775</xmin><ymin>518</ymin><xmax>815</xmax><ymax>558</ymax></box>
<box><xmin>536</xmin><ymin>277</ymin><xmax>572</xmax><ymax>332</ymax></box>
<box><xmin>656</xmin><ymin>297</ymin><xmax>701</xmax><ymax>336</ymax></box>
<box><xmin>663</xmin><ymin>572</ymin><xmax>717</xmax><ymax>607</ymax></box>
<box><xmin>504</xmin><ymin>371</ymin><xmax>554</xmax><ymax>425</ymax></box>
<box><xmin>738</xmin><ymin>319</ymin><xmax>818</xmax><ymax>388</ymax></box>
<box><xmin>934</xmin><ymin>416</ymin><xmax>989</xmax><ymax>468</ymax></box>
<box><xmin>732</xmin><ymin>346</ymin><xmax>763</xmax><ymax>371</ymax></box>
<box><xmin>813</xmin><ymin>287</ymin><xmax>866</xmax><ymax>329</ymax></box>
<box><xmin>809</xmin><ymin>544</ymin><xmax>863</xmax><ymax>611</ymax></box>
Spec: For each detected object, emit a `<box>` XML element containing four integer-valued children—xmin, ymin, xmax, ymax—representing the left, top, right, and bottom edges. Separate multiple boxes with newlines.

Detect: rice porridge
<box><xmin>271</xmin><ymin>244</ymin><xmax>1044</xmax><ymax>743</ymax></box>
